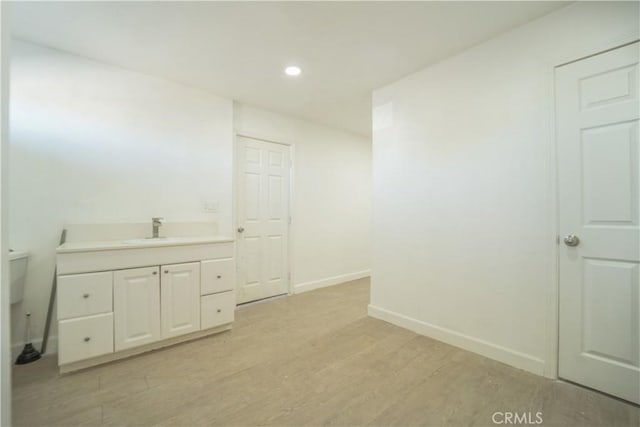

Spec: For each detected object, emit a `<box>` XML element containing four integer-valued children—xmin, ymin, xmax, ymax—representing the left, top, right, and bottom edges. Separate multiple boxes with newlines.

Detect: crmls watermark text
<box><xmin>492</xmin><ymin>411</ymin><xmax>543</xmax><ymax>425</ymax></box>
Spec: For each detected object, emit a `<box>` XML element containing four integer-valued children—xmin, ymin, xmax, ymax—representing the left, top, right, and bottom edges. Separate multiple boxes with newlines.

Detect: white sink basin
<box><xmin>121</xmin><ymin>237</ymin><xmax>170</xmax><ymax>245</ymax></box>
<box><xmin>121</xmin><ymin>236</ymin><xmax>207</xmax><ymax>245</ymax></box>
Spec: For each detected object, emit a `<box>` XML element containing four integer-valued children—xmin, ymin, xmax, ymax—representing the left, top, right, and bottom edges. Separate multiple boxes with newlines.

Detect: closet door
<box><xmin>556</xmin><ymin>42</ymin><xmax>639</xmax><ymax>404</ymax></box>
<box><xmin>236</xmin><ymin>136</ymin><xmax>291</xmax><ymax>304</ymax></box>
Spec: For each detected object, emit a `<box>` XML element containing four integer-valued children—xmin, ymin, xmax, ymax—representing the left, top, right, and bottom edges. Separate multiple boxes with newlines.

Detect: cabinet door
<box><xmin>161</xmin><ymin>262</ymin><xmax>201</xmax><ymax>339</ymax></box>
<box><xmin>114</xmin><ymin>266</ymin><xmax>161</xmax><ymax>351</ymax></box>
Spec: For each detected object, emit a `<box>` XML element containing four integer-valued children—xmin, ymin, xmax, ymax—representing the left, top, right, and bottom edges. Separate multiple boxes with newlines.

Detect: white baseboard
<box><xmin>368</xmin><ymin>304</ymin><xmax>545</xmax><ymax>376</ymax></box>
<box><xmin>12</xmin><ymin>336</ymin><xmax>58</xmax><ymax>361</ymax></box>
<box><xmin>294</xmin><ymin>270</ymin><xmax>371</xmax><ymax>294</ymax></box>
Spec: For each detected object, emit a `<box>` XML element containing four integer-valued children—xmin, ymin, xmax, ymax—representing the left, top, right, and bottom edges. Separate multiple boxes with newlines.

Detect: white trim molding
<box><xmin>1</xmin><ymin>3</ymin><xmax>11</xmax><ymax>424</ymax></box>
<box><xmin>294</xmin><ymin>270</ymin><xmax>371</xmax><ymax>294</ymax></box>
<box><xmin>368</xmin><ymin>304</ymin><xmax>546</xmax><ymax>376</ymax></box>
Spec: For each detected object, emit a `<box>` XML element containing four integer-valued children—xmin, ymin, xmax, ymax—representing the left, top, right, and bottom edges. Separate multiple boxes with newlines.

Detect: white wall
<box><xmin>370</xmin><ymin>1</ymin><xmax>639</xmax><ymax>376</ymax></box>
<box><xmin>1</xmin><ymin>3</ymin><xmax>11</xmax><ymax>425</ymax></box>
<box><xmin>9</xmin><ymin>41</ymin><xmax>372</xmax><ymax>354</ymax></box>
<box><xmin>234</xmin><ymin>104</ymin><xmax>371</xmax><ymax>293</ymax></box>
<box><xmin>9</xmin><ymin>40</ymin><xmax>234</xmax><ymax>352</ymax></box>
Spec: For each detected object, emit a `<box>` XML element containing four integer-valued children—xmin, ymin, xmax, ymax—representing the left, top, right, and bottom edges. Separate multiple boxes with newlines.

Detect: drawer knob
<box><xmin>217</xmin><ymin>309</ymin><xmax>222</xmax><ymax>313</ymax></box>
<box><xmin>84</xmin><ymin>337</ymin><xmax>91</xmax><ymax>342</ymax></box>
<box><xmin>217</xmin><ymin>275</ymin><xmax>222</xmax><ymax>279</ymax></box>
<box><xmin>83</xmin><ymin>293</ymin><xmax>90</xmax><ymax>299</ymax></box>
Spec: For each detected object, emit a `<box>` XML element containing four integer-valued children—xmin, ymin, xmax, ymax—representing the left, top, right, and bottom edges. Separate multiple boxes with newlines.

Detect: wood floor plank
<box><xmin>12</xmin><ymin>278</ymin><xmax>640</xmax><ymax>426</ymax></box>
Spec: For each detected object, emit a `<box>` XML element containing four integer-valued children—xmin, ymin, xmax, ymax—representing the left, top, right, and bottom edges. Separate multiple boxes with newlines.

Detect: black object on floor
<box><xmin>15</xmin><ymin>343</ymin><xmax>41</xmax><ymax>365</ymax></box>
<box><xmin>16</xmin><ymin>313</ymin><xmax>41</xmax><ymax>365</ymax></box>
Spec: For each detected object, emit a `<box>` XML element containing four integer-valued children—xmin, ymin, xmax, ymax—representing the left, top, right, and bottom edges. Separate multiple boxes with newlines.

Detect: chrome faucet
<box><xmin>152</xmin><ymin>217</ymin><xmax>163</xmax><ymax>238</ymax></box>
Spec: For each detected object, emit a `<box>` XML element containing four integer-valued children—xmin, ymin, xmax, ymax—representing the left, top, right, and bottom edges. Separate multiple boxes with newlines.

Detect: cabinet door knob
<box><xmin>164</xmin><ymin>270</ymin><xmax>169</xmax><ymax>274</ymax></box>
<box><xmin>217</xmin><ymin>309</ymin><xmax>222</xmax><ymax>313</ymax></box>
<box><xmin>83</xmin><ymin>293</ymin><xmax>90</xmax><ymax>298</ymax></box>
<box><xmin>84</xmin><ymin>337</ymin><xmax>91</xmax><ymax>342</ymax></box>
<box><xmin>152</xmin><ymin>271</ymin><xmax>157</xmax><ymax>275</ymax></box>
<box><xmin>217</xmin><ymin>275</ymin><xmax>222</xmax><ymax>279</ymax></box>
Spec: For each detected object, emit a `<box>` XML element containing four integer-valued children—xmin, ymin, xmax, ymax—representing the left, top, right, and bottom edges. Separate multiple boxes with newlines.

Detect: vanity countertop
<box><xmin>57</xmin><ymin>236</ymin><xmax>234</xmax><ymax>254</ymax></box>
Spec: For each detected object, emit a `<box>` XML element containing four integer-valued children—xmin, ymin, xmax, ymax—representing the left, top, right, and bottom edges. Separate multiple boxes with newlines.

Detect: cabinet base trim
<box><xmin>59</xmin><ymin>324</ymin><xmax>232</xmax><ymax>374</ymax></box>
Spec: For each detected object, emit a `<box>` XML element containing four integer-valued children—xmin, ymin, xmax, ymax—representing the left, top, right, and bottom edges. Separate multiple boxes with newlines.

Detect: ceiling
<box><xmin>11</xmin><ymin>1</ymin><xmax>570</xmax><ymax>136</ymax></box>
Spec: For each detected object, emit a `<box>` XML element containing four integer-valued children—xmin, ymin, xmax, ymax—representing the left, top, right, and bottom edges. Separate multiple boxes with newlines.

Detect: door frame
<box><xmin>548</xmin><ymin>36</ymin><xmax>640</xmax><ymax>380</ymax></box>
<box><xmin>233</xmin><ymin>131</ymin><xmax>295</xmax><ymax>298</ymax></box>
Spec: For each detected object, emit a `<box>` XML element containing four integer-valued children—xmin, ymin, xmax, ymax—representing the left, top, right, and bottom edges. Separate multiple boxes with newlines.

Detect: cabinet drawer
<box><xmin>58</xmin><ymin>313</ymin><xmax>114</xmax><ymax>365</ymax></box>
<box><xmin>58</xmin><ymin>271</ymin><xmax>113</xmax><ymax>320</ymax></box>
<box><xmin>201</xmin><ymin>291</ymin><xmax>235</xmax><ymax>329</ymax></box>
<box><xmin>201</xmin><ymin>258</ymin><xmax>235</xmax><ymax>295</ymax></box>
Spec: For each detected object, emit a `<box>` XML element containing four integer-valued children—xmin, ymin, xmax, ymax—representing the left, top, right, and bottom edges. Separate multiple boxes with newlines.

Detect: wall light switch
<box><xmin>203</xmin><ymin>201</ymin><xmax>219</xmax><ymax>213</ymax></box>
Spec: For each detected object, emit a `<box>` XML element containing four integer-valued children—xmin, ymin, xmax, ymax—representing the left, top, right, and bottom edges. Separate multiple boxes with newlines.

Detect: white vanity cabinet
<box><xmin>160</xmin><ymin>262</ymin><xmax>200</xmax><ymax>339</ymax></box>
<box><xmin>56</xmin><ymin>237</ymin><xmax>235</xmax><ymax>373</ymax></box>
<box><xmin>57</xmin><ymin>271</ymin><xmax>113</xmax><ymax>320</ymax></box>
<box><xmin>200</xmin><ymin>257</ymin><xmax>235</xmax><ymax>329</ymax></box>
<box><xmin>114</xmin><ymin>266</ymin><xmax>161</xmax><ymax>351</ymax></box>
<box><xmin>114</xmin><ymin>262</ymin><xmax>201</xmax><ymax>351</ymax></box>
<box><xmin>202</xmin><ymin>291</ymin><xmax>235</xmax><ymax>329</ymax></box>
<box><xmin>58</xmin><ymin>270</ymin><xmax>115</xmax><ymax>365</ymax></box>
<box><xmin>58</xmin><ymin>313</ymin><xmax>114</xmax><ymax>366</ymax></box>
<box><xmin>201</xmin><ymin>258</ymin><xmax>235</xmax><ymax>295</ymax></box>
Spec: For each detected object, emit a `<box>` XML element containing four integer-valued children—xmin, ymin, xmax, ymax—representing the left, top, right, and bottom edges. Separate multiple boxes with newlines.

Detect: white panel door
<box><xmin>557</xmin><ymin>42</ymin><xmax>639</xmax><ymax>404</ymax></box>
<box><xmin>237</xmin><ymin>136</ymin><xmax>290</xmax><ymax>304</ymax></box>
<box><xmin>114</xmin><ymin>266</ymin><xmax>161</xmax><ymax>351</ymax></box>
<box><xmin>161</xmin><ymin>262</ymin><xmax>201</xmax><ymax>338</ymax></box>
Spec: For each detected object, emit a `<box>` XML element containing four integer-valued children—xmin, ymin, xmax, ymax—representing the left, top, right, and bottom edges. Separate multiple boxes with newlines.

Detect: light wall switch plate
<box><xmin>203</xmin><ymin>200</ymin><xmax>219</xmax><ymax>213</ymax></box>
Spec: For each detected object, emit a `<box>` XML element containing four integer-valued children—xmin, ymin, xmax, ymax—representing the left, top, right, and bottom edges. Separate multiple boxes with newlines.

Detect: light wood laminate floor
<box><xmin>12</xmin><ymin>279</ymin><xmax>640</xmax><ymax>426</ymax></box>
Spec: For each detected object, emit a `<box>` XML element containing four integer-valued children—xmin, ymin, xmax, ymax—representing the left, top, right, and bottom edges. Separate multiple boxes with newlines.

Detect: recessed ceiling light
<box><xmin>285</xmin><ymin>66</ymin><xmax>302</xmax><ymax>77</ymax></box>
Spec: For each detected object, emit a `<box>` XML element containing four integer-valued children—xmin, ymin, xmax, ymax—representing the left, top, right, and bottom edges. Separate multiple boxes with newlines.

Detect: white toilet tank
<box><xmin>9</xmin><ymin>250</ymin><xmax>29</xmax><ymax>305</ymax></box>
